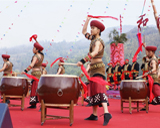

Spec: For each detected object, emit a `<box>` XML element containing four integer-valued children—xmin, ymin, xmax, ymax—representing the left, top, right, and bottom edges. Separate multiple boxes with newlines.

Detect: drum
<box><xmin>37</xmin><ymin>74</ymin><xmax>81</xmax><ymax>104</ymax></box>
<box><xmin>0</xmin><ymin>76</ymin><xmax>29</xmax><ymax>96</ymax></box>
<box><xmin>120</xmin><ymin>80</ymin><xmax>148</xmax><ymax>99</ymax></box>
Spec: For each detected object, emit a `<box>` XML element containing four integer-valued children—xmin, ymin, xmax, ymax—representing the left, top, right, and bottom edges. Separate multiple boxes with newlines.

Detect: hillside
<box><xmin>0</xmin><ymin>26</ymin><xmax>160</xmax><ymax>79</ymax></box>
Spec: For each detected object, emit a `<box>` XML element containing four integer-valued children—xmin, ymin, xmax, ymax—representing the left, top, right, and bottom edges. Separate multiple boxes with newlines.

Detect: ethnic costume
<box><xmin>41</xmin><ymin>63</ymin><xmax>47</xmax><ymax>74</ymax></box>
<box><xmin>24</xmin><ymin>42</ymin><xmax>44</xmax><ymax>107</ymax></box>
<box><xmin>1</xmin><ymin>54</ymin><xmax>14</xmax><ymax>76</ymax></box>
<box><xmin>130</xmin><ymin>61</ymin><xmax>139</xmax><ymax>80</ymax></box>
<box><xmin>106</xmin><ymin>63</ymin><xmax>114</xmax><ymax>84</ymax></box>
<box><xmin>141</xmin><ymin>56</ymin><xmax>149</xmax><ymax>80</ymax></box>
<box><xmin>85</xmin><ymin>38</ymin><xmax>108</xmax><ymax>106</ymax></box>
<box><xmin>80</xmin><ymin>19</ymin><xmax>111</xmax><ymax>126</ymax></box>
<box><xmin>113</xmin><ymin>62</ymin><xmax>122</xmax><ymax>84</ymax></box>
<box><xmin>146</xmin><ymin>46</ymin><xmax>160</xmax><ymax>105</ymax></box>
<box><xmin>57</xmin><ymin>59</ymin><xmax>65</xmax><ymax>74</ymax></box>
<box><xmin>121</xmin><ymin>60</ymin><xmax>131</xmax><ymax>80</ymax></box>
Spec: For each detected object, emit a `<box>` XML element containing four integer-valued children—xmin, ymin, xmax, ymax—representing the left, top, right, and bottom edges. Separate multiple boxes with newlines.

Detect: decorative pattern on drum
<box><xmin>37</xmin><ymin>74</ymin><xmax>81</xmax><ymax>104</ymax></box>
<box><xmin>120</xmin><ymin>80</ymin><xmax>148</xmax><ymax>99</ymax></box>
<box><xmin>0</xmin><ymin>76</ymin><xmax>29</xmax><ymax>96</ymax></box>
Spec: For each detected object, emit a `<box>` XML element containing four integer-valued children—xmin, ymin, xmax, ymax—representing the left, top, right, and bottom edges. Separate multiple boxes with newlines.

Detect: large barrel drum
<box><xmin>120</xmin><ymin>80</ymin><xmax>148</xmax><ymax>99</ymax></box>
<box><xmin>37</xmin><ymin>74</ymin><xmax>81</xmax><ymax>104</ymax></box>
<box><xmin>0</xmin><ymin>76</ymin><xmax>29</xmax><ymax>96</ymax></box>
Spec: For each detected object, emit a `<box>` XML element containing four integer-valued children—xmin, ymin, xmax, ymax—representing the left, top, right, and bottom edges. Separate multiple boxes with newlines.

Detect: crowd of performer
<box><xmin>0</xmin><ymin>15</ymin><xmax>160</xmax><ymax>126</ymax></box>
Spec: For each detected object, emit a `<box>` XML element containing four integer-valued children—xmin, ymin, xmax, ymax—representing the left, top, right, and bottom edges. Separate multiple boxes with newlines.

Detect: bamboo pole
<box><xmin>151</xmin><ymin>0</ymin><xmax>160</xmax><ymax>33</ymax></box>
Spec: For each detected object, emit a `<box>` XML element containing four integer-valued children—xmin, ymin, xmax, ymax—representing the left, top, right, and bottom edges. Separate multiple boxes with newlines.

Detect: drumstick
<box><xmin>136</xmin><ymin>75</ymin><xmax>144</xmax><ymax>79</ymax></box>
<box><xmin>60</xmin><ymin>63</ymin><xmax>77</xmax><ymax>66</ymax></box>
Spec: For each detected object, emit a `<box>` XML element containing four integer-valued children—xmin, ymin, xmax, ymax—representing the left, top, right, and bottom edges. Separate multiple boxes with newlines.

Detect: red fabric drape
<box><xmin>148</xmin><ymin>75</ymin><xmax>154</xmax><ymax>102</ymax></box>
<box><xmin>50</xmin><ymin>57</ymin><xmax>63</xmax><ymax>67</ymax></box>
<box><xmin>24</xmin><ymin>73</ymin><xmax>39</xmax><ymax>82</ymax></box>
<box><xmin>88</xmin><ymin>15</ymin><xmax>118</xmax><ymax>20</ymax></box>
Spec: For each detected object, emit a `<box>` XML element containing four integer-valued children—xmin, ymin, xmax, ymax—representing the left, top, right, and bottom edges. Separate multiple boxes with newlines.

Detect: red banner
<box><xmin>110</xmin><ymin>43</ymin><xmax>124</xmax><ymax>67</ymax></box>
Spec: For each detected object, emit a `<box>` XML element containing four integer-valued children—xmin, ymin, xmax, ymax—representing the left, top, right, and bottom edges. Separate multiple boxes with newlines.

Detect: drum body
<box><xmin>120</xmin><ymin>80</ymin><xmax>148</xmax><ymax>99</ymax></box>
<box><xmin>0</xmin><ymin>76</ymin><xmax>29</xmax><ymax>96</ymax></box>
<box><xmin>37</xmin><ymin>74</ymin><xmax>81</xmax><ymax>104</ymax></box>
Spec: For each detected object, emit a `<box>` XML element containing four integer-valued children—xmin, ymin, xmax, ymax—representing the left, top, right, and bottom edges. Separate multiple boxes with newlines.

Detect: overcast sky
<box><xmin>0</xmin><ymin>0</ymin><xmax>160</xmax><ymax>48</ymax></box>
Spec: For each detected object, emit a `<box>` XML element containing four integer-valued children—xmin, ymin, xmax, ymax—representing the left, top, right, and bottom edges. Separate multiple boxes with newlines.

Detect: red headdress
<box><xmin>42</xmin><ymin>60</ymin><xmax>48</xmax><ymax>67</ymax></box>
<box><xmin>146</xmin><ymin>46</ymin><xmax>157</xmax><ymax>51</ymax></box>
<box><xmin>34</xmin><ymin>42</ymin><xmax>44</xmax><ymax>51</ymax></box>
<box><xmin>2</xmin><ymin>54</ymin><xmax>10</xmax><ymax>59</ymax></box>
<box><xmin>90</xmin><ymin>20</ymin><xmax>105</xmax><ymax>32</ymax></box>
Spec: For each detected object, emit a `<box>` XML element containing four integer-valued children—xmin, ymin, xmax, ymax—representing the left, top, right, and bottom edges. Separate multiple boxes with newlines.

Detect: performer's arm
<box><xmin>23</xmin><ymin>56</ymin><xmax>38</xmax><ymax>73</ymax></box>
<box><xmin>149</xmin><ymin>60</ymin><xmax>157</xmax><ymax>73</ymax></box>
<box><xmin>0</xmin><ymin>63</ymin><xmax>7</xmax><ymax>72</ymax></box>
<box><xmin>78</xmin><ymin>41</ymin><xmax>101</xmax><ymax>66</ymax></box>
<box><xmin>82</xmin><ymin>16</ymin><xmax>92</xmax><ymax>35</ymax></box>
<box><xmin>57</xmin><ymin>67</ymin><xmax>62</xmax><ymax>75</ymax></box>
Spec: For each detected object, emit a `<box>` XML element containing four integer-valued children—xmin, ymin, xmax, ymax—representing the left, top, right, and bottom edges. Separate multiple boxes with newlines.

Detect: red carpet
<box><xmin>2</xmin><ymin>96</ymin><xmax>160</xmax><ymax>128</ymax></box>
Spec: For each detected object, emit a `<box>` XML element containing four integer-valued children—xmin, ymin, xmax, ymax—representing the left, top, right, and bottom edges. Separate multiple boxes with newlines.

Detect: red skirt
<box><xmin>153</xmin><ymin>84</ymin><xmax>160</xmax><ymax>97</ymax></box>
<box><xmin>87</xmin><ymin>76</ymin><xmax>108</xmax><ymax>106</ymax></box>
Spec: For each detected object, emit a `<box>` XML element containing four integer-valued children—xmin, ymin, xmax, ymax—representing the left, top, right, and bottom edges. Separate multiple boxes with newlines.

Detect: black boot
<box><xmin>103</xmin><ymin>113</ymin><xmax>112</xmax><ymax>126</ymax></box>
<box><xmin>85</xmin><ymin>114</ymin><xmax>98</xmax><ymax>121</ymax></box>
<box><xmin>27</xmin><ymin>105</ymin><xmax>36</xmax><ymax>109</ymax></box>
<box><xmin>6</xmin><ymin>99</ymin><xmax>10</xmax><ymax>104</ymax></box>
<box><xmin>86</xmin><ymin>103</ymin><xmax>92</xmax><ymax>107</ymax></box>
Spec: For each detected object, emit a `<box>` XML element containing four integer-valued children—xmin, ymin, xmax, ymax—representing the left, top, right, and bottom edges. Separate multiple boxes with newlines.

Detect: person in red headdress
<box><xmin>121</xmin><ymin>59</ymin><xmax>131</xmax><ymax>80</ymax></box>
<box><xmin>106</xmin><ymin>63</ymin><xmax>114</xmax><ymax>89</ymax></box>
<box><xmin>141</xmin><ymin>43</ymin><xmax>149</xmax><ymax>80</ymax></box>
<box><xmin>22</xmin><ymin>35</ymin><xmax>44</xmax><ymax>108</ymax></box>
<box><xmin>130</xmin><ymin>57</ymin><xmax>139</xmax><ymax>80</ymax></box>
<box><xmin>57</xmin><ymin>58</ymin><xmax>65</xmax><ymax>75</ymax></box>
<box><xmin>0</xmin><ymin>54</ymin><xmax>14</xmax><ymax>104</ymax></box>
<box><xmin>76</xmin><ymin>16</ymin><xmax>112</xmax><ymax>126</ymax></box>
<box><xmin>0</xmin><ymin>54</ymin><xmax>14</xmax><ymax>76</ymax></box>
<box><xmin>143</xmin><ymin>45</ymin><xmax>160</xmax><ymax>105</ymax></box>
<box><xmin>41</xmin><ymin>63</ymin><xmax>47</xmax><ymax>75</ymax></box>
<box><xmin>113</xmin><ymin>60</ymin><xmax>122</xmax><ymax>90</ymax></box>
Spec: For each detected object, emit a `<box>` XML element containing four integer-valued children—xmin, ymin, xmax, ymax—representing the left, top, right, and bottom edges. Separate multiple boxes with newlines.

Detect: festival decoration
<box><xmin>88</xmin><ymin>15</ymin><xmax>118</xmax><ymax>20</ymax></box>
<box><xmin>137</xmin><ymin>14</ymin><xmax>149</xmax><ymax>31</ymax></box>
<box><xmin>136</xmin><ymin>33</ymin><xmax>143</xmax><ymax>51</ymax></box>
<box><xmin>109</xmin><ymin>29</ymin><xmax>127</xmax><ymax>67</ymax></box>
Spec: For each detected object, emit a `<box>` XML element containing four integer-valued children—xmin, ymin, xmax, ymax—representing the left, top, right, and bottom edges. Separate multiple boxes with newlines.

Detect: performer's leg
<box><xmin>84</xmin><ymin>105</ymin><xmax>98</xmax><ymax>121</ymax></box>
<box><xmin>102</xmin><ymin>103</ymin><xmax>112</xmax><ymax>126</ymax></box>
<box><xmin>92</xmin><ymin>105</ymin><xmax>98</xmax><ymax>116</ymax></box>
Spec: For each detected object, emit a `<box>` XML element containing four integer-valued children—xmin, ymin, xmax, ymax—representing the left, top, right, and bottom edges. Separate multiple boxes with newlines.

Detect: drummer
<box><xmin>41</xmin><ymin>63</ymin><xmax>47</xmax><ymax>75</ymax></box>
<box><xmin>77</xmin><ymin>17</ymin><xmax>112</xmax><ymax>126</ymax></box>
<box><xmin>121</xmin><ymin>59</ymin><xmax>131</xmax><ymax>80</ymax></box>
<box><xmin>113</xmin><ymin>60</ymin><xmax>122</xmax><ymax>89</ymax></box>
<box><xmin>130</xmin><ymin>57</ymin><xmax>139</xmax><ymax>80</ymax></box>
<box><xmin>0</xmin><ymin>54</ymin><xmax>14</xmax><ymax>104</ymax></box>
<box><xmin>0</xmin><ymin>54</ymin><xmax>14</xmax><ymax>76</ymax></box>
<box><xmin>57</xmin><ymin>58</ymin><xmax>65</xmax><ymax>75</ymax></box>
<box><xmin>106</xmin><ymin>62</ymin><xmax>114</xmax><ymax>90</ymax></box>
<box><xmin>144</xmin><ymin>46</ymin><xmax>160</xmax><ymax>105</ymax></box>
<box><xmin>22</xmin><ymin>37</ymin><xmax>44</xmax><ymax>108</ymax></box>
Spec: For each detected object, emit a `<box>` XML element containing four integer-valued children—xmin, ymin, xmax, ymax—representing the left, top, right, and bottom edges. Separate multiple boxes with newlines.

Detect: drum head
<box><xmin>121</xmin><ymin>80</ymin><xmax>146</xmax><ymax>82</ymax></box>
<box><xmin>41</xmin><ymin>74</ymin><xmax>78</xmax><ymax>78</ymax></box>
<box><xmin>2</xmin><ymin>76</ymin><xmax>28</xmax><ymax>79</ymax></box>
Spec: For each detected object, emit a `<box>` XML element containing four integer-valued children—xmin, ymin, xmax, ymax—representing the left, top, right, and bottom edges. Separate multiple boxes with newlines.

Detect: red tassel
<box><xmin>79</xmin><ymin>77</ymin><xmax>88</xmax><ymax>98</ymax></box>
<box><xmin>29</xmin><ymin>34</ymin><xmax>37</xmax><ymax>42</ymax></box>
<box><xmin>24</xmin><ymin>73</ymin><xmax>39</xmax><ymax>82</ymax></box>
<box><xmin>50</xmin><ymin>57</ymin><xmax>63</xmax><ymax>67</ymax></box>
<box><xmin>148</xmin><ymin>75</ymin><xmax>154</xmax><ymax>103</ymax></box>
<box><xmin>81</xmin><ymin>65</ymin><xmax>111</xmax><ymax>86</ymax></box>
<box><xmin>132</xmin><ymin>43</ymin><xmax>143</xmax><ymax>62</ymax></box>
<box><xmin>88</xmin><ymin>15</ymin><xmax>118</xmax><ymax>20</ymax></box>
